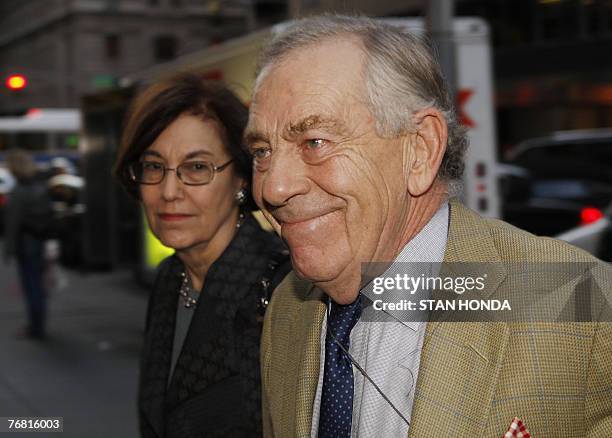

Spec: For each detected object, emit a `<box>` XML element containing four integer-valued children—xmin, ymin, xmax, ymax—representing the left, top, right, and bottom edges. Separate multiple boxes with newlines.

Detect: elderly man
<box><xmin>245</xmin><ymin>15</ymin><xmax>611</xmax><ymax>438</ymax></box>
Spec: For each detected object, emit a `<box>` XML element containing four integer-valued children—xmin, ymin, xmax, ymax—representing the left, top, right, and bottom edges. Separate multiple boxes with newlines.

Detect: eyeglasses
<box><xmin>129</xmin><ymin>159</ymin><xmax>233</xmax><ymax>186</ymax></box>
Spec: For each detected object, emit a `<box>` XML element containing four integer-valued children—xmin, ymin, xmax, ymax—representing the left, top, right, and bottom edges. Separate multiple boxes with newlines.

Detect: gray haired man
<box><xmin>245</xmin><ymin>14</ymin><xmax>612</xmax><ymax>438</ymax></box>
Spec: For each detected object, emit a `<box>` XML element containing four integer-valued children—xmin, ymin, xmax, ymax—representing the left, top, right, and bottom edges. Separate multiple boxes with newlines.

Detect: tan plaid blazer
<box><xmin>260</xmin><ymin>199</ymin><xmax>612</xmax><ymax>437</ymax></box>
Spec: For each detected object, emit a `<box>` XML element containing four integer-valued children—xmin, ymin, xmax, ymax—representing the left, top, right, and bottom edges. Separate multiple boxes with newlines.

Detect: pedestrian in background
<box><xmin>3</xmin><ymin>149</ymin><xmax>51</xmax><ymax>340</ymax></box>
<box><xmin>114</xmin><ymin>73</ymin><xmax>291</xmax><ymax>438</ymax></box>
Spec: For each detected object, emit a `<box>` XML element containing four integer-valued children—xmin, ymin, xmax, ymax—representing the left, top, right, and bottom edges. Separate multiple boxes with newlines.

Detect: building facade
<box><xmin>0</xmin><ymin>0</ymin><xmax>249</xmax><ymax>111</ymax></box>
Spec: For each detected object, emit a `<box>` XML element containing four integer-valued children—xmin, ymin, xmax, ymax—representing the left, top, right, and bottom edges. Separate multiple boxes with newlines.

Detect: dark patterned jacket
<box><xmin>138</xmin><ymin>214</ymin><xmax>290</xmax><ymax>438</ymax></box>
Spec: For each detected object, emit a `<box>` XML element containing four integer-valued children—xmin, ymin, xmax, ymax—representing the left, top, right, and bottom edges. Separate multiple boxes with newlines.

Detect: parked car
<box><xmin>501</xmin><ymin>129</ymin><xmax>612</xmax><ymax>237</ymax></box>
<box><xmin>557</xmin><ymin>202</ymin><xmax>612</xmax><ymax>262</ymax></box>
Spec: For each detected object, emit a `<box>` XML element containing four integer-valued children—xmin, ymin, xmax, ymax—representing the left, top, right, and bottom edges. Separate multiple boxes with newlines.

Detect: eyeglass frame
<box><xmin>128</xmin><ymin>158</ymin><xmax>234</xmax><ymax>186</ymax></box>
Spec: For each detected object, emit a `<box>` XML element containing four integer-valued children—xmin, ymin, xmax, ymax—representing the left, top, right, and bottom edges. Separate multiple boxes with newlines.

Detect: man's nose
<box><xmin>160</xmin><ymin>169</ymin><xmax>183</xmax><ymax>201</ymax></box>
<box><xmin>260</xmin><ymin>149</ymin><xmax>309</xmax><ymax>207</ymax></box>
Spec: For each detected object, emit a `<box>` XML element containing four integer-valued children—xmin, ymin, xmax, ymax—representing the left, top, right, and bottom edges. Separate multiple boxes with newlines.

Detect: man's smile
<box><xmin>280</xmin><ymin>210</ymin><xmax>341</xmax><ymax>240</ymax></box>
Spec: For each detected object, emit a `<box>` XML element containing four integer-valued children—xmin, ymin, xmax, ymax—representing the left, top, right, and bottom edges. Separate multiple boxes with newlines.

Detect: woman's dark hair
<box><xmin>114</xmin><ymin>72</ymin><xmax>256</xmax><ymax>210</ymax></box>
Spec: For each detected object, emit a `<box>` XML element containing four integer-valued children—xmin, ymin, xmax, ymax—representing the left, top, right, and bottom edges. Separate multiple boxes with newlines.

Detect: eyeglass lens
<box><xmin>131</xmin><ymin>161</ymin><xmax>215</xmax><ymax>185</ymax></box>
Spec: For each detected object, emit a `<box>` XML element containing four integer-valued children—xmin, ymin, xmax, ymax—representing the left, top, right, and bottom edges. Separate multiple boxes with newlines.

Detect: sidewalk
<box><xmin>0</xmin><ymin>242</ymin><xmax>148</xmax><ymax>437</ymax></box>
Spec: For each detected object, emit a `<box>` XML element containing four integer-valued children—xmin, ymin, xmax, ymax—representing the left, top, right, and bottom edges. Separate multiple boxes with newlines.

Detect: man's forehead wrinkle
<box><xmin>244</xmin><ymin>113</ymin><xmax>266</xmax><ymax>146</ymax></box>
<box><xmin>245</xmin><ymin>98</ymin><xmax>279</xmax><ymax>146</ymax></box>
<box><xmin>248</xmin><ymin>38</ymin><xmax>372</xmax><ymax>148</ymax></box>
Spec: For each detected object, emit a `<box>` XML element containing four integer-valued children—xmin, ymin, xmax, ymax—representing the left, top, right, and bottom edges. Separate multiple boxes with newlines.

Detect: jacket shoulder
<box><xmin>450</xmin><ymin>199</ymin><xmax>600</xmax><ymax>263</ymax></box>
<box><xmin>482</xmin><ymin>215</ymin><xmax>599</xmax><ymax>263</ymax></box>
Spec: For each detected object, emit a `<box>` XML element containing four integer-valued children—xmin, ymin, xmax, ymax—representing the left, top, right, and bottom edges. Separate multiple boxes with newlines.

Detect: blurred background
<box><xmin>0</xmin><ymin>0</ymin><xmax>611</xmax><ymax>436</ymax></box>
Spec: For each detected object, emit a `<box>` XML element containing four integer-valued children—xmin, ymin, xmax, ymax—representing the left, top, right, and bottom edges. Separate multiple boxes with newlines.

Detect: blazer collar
<box><xmin>294</xmin><ymin>285</ymin><xmax>326</xmax><ymax>436</ymax></box>
<box><xmin>442</xmin><ymin>198</ymin><xmax>506</xmax><ymax>294</ymax></box>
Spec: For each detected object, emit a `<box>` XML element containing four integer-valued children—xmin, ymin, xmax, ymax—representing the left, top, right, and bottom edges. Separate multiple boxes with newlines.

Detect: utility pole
<box><xmin>427</xmin><ymin>0</ymin><xmax>456</xmax><ymax>97</ymax></box>
<box><xmin>288</xmin><ymin>0</ymin><xmax>302</xmax><ymax>19</ymax></box>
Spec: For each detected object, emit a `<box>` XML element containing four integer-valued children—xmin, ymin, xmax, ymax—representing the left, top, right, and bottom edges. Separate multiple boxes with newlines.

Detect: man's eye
<box><xmin>304</xmin><ymin>139</ymin><xmax>326</xmax><ymax>150</ymax></box>
<box><xmin>252</xmin><ymin>147</ymin><xmax>271</xmax><ymax>160</ymax></box>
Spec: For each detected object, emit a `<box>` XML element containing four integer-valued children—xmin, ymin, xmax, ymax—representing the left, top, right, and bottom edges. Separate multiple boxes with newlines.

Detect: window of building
<box><xmin>105</xmin><ymin>34</ymin><xmax>121</xmax><ymax>59</ymax></box>
<box><xmin>153</xmin><ymin>35</ymin><xmax>178</xmax><ymax>61</ymax></box>
<box><xmin>537</xmin><ymin>0</ymin><xmax>579</xmax><ymax>41</ymax></box>
<box><xmin>254</xmin><ymin>1</ymin><xmax>288</xmax><ymax>26</ymax></box>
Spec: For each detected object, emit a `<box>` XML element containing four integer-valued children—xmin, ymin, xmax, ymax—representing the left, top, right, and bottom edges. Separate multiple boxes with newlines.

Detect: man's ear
<box><xmin>405</xmin><ymin>107</ymin><xmax>448</xmax><ymax>197</ymax></box>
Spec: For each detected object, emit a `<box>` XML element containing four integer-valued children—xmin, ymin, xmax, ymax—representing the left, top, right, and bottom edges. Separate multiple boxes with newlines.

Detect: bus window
<box><xmin>0</xmin><ymin>133</ymin><xmax>10</xmax><ymax>151</ymax></box>
<box><xmin>15</xmin><ymin>132</ymin><xmax>47</xmax><ymax>151</ymax></box>
<box><xmin>57</xmin><ymin>132</ymin><xmax>79</xmax><ymax>150</ymax></box>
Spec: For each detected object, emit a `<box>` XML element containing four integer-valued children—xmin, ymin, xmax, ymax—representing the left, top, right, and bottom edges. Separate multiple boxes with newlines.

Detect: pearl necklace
<box><xmin>236</xmin><ymin>212</ymin><xmax>246</xmax><ymax>228</ymax></box>
<box><xmin>178</xmin><ymin>212</ymin><xmax>246</xmax><ymax>309</ymax></box>
<box><xmin>178</xmin><ymin>271</ymin><xmax>198</xmax><ymax>309</ymax></box>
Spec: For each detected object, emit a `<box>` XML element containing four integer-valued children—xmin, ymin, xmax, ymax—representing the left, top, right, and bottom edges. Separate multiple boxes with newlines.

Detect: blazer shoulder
<box><xmin>483</xmin><ymin>215</ymin><xmax>600</xmax><ymax>263</ymax></box>
<box><xmin>450</xmin><ymin>199</ymin><xmax>601</xmax><ymax>263</ymax></box>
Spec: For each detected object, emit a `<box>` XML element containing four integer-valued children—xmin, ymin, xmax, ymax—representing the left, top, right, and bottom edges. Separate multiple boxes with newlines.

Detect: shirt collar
<box><xmin>359</xmin><ymin>201</ymin><xmax>450</xmax><ymax>330</ymax></box>
<box><xmin>395</xmin><ymin>201</ymin><xmax>449</xmax><ymax>264</ymax></box>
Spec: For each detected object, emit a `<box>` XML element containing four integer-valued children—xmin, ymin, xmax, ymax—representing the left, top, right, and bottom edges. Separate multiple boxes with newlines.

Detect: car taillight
<box><xmin>0</xmin><ymin>194</ymin><xmax>5</xmax><ymax>207</ymax></box>
<box><xmin>580</xmin><ymin>207</ymin><xmax>604</xmax><ymax>225</ymax></box>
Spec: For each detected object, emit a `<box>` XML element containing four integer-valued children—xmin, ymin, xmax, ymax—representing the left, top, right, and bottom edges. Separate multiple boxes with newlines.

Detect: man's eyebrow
<box><xmin>243</xmin><ymin>115</ymin><xmax>346</xmax><ymax>148</ymax></box>
<box><xmin>285</xmin><ymin>115</ymin><xmax>346</xmax><ymax>139</ymax></box>
<box><xmin>244</xmin><ymin>130</ymin><xmax>269</xmax><ymax>148</ymax></box>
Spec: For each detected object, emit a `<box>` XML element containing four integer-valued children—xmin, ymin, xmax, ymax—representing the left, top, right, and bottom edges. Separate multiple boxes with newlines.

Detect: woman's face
<box><xmin>139</xmin><ymin>113</ymin><xmax>244</xmax><ymax>252</ymax></box>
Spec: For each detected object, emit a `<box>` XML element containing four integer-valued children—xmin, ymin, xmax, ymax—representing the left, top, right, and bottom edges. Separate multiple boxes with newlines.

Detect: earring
<box><xmin>234</xmin><ymin>188</ymin><xmax>247</xmax><ymax>205</ymax></box>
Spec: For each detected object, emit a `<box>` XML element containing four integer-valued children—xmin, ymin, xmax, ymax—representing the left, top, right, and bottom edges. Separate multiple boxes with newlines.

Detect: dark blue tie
<box><xmin>318</xmin><ymin>295</ymin><xmax>362</xmax><ymax>438</ymax></box>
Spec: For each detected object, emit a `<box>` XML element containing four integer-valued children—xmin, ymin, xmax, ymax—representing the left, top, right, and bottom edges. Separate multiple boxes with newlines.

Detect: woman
<box><xmin>114</xmin><ymin>73</ymin><xmax>290</xmax><ymax>438</ymax></box>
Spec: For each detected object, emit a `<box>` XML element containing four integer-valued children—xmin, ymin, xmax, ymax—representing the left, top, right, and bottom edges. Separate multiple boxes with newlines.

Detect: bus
<box><xmin>0</xmin><ymin>108</ymin><xmax>81</xmax><ymax>166</ymax></box>
<box><xmin>0</xmin><ymin>108</ymin><xmax>80</xmax><ymax>147</ymax></box>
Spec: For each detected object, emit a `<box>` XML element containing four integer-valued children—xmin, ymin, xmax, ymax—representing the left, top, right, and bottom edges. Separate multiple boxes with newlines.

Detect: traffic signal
<box><xmin>5</xmin><ymin>74</ymin><xmax>27</xmax><ymax>91</ymax></box>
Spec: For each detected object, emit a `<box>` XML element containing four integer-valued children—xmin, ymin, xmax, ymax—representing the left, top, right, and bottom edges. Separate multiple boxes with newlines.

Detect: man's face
<box><xmin>246</xmin><ymin>38</ymin><xmax>410</xmax><ymax>301</ymax></box>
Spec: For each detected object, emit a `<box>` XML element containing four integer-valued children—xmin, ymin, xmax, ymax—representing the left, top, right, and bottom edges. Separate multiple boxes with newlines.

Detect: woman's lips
<box><xmin>158</xmin><ymin>213</ymin><xmax>192</xmax><ymax>221</ymax></box>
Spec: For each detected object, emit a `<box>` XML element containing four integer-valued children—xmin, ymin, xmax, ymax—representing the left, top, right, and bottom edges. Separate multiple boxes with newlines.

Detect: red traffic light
<box><xmin>6</xmin><ymin>74</ymin><xmax>27</xmax><ymax>90</ymax></box>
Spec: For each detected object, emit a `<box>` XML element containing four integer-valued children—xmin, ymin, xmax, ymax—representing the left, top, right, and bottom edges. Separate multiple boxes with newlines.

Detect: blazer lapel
<box><xmin>295</xmin><ymin>287</ymin><xmax>326</xmax><ymax>437</ymax></box>
<box><xmin>408</xmin><ymin>199</ymin><xmax>510</xmax><ymax>437</ymax></box>
<box><xmin>275</xmin><ymin>279</ymin><xmax>326</xmax><ymax>438</ymax></box>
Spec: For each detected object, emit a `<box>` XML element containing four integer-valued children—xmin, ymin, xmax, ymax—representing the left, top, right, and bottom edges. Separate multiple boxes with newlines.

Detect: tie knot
<box><xmin>328</xmin><ymin>294</ymin><xmax>362</xmax><ymax>339</ymax></box>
